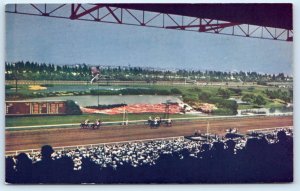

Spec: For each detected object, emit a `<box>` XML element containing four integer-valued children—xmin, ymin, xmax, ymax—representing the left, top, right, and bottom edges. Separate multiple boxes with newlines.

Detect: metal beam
<box><xmin>5</xmin><ymin>4</ymin><xmax>293</xmax><ymax>42</ymax></box>
<box><xmin>106</xmin><ymin>6</ymin><xmax>121</xmax><ymax>23</ymax></box>
<box><xmin>166</xmin><ymin>22</ymin><xmax>238</xmax><ymax>32</ymax></box>
<box><xmin>70</xmin><ymin>4</ymin><xmax>104</xmax><ymax>20</ymax></box>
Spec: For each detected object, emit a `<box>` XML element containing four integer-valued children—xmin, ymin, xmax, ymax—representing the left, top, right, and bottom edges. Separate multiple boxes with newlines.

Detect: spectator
<box><xmin>5</xmin><ymin>128</ymin><xmax>293</xmax><ymax>184</ymax></box>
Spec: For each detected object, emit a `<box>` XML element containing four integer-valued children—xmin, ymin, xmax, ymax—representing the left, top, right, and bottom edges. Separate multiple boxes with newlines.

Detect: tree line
<box><xmin>5</xmin><ymin>61</ymin><xmax>292</xmax><ymax>82</ymax></box>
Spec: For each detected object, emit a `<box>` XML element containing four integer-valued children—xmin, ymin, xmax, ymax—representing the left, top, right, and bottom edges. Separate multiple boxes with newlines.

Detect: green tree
<box><xmin>241</xmin><ymin>94</ymin><xmax>255</xmax><ymax>103</ymax></box>
<box><xmin>217</xmin><ymin>88</ymin><xmax>231</xmax><ymax>99</ymax></box>
<box><xmin>198</xmin><ymin>92</ymin><xmax>212</xmax><ymax>102</ymax></box>
<box><xmin>65</xmin><ymin>100</ymin><xmax>82</xmax><ymax>115</ymax></box>
<box><xmin>170</xmin><ymin>88</ymin><xmax>182</xmax><ymax>95</ymax></box>
<box><xmin>253</xmin><ymin>95</ymin><xmax>266</xmax><ymax>106</ymax></box>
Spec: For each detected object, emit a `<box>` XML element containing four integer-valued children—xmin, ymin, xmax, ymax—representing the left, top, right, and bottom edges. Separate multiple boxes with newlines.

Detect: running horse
<box><xmin>80</xmin><ymin>120</ymin><xmax>101</xmax><ymax>129</ymax></box>
<box><xmin>80</xmin><ymin>120</ymin><xmax>89</xmax><ymax>129</ymax></box>
<box><xmin>91</xmin><ymin>120</ymin><xmax>101</xmax><ymax>129</ymax></box>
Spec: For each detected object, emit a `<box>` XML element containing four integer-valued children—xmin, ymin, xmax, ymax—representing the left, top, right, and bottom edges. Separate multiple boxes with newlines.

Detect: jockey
<box><xmin>154</xmin><ymin>118</ymin><xmax>158</xmax><ymax>125</ymax></box>
<box><xmin>96</xmin><ymin>119</ymin><xmax>100</xmax><ymax>126</ymax></box>
<box><xmin>148</xmin><ymin>116</ymin><xmax>152</xmax><ymax>126</ymax></box>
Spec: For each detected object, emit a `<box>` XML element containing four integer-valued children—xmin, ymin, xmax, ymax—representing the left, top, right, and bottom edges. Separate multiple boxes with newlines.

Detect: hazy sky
<box><xmin>5</xmin><ymin>5</ymin><xmax>293</xmax><ymax>75</ymax></box>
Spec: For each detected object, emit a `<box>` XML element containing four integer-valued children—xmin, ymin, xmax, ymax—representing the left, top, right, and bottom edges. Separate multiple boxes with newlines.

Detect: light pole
<box><xmin>122</xmin><ymin>101</ymin><xmax>128</xmax><ymax>126</ymax></box>
<box><xmin>206</xmin><ymin>120</ymin><xmax>210</xmax><ymax>142</ymax></box>
<box><xmin>164</xmin><ymin>99</ymin><xmax>171</xmax><ymax>119</ymax></box>
<box><xmin>97</xmin><ymin>80</ymin><xmax>99</xmax><ymax>107</ymax></box>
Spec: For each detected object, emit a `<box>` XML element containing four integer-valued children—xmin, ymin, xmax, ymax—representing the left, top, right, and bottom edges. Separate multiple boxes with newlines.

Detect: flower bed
<box><xmin>81</xmin><ymin>103</ymin><xmax>181</xmax><ymax>114</ymax></box>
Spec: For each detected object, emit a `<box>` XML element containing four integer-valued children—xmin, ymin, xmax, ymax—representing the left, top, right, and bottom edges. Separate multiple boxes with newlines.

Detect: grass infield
<box><xmin>6</xmin><ymin>113</ymin><xmax>192</xmax><ymax>127</ymax></box>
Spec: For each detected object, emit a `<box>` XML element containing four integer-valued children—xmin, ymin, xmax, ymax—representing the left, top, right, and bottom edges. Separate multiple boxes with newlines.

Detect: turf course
<box><xmin>6</xmin><ymin>113</ymin><xmax>192</xmax><ymax>127</ymax></box>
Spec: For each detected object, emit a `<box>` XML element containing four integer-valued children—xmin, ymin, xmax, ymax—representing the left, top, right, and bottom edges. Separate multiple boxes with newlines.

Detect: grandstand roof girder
<box><xmin>5</xmin><ymin>3</ymin><xmax>293</xmax><ymax>41</ymax></box>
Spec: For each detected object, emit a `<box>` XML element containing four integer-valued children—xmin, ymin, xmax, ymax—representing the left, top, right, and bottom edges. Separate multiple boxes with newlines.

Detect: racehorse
<box><xmin>80</xmin><ymin>120</ymin><xmax>101</xmax><ymax>129</ymax></box>
<box><xmin>147</xmin><ymin>118</ymin><xmax>162</xmax><ymax>129</ymax></box>
<box><xmin>165</xmin><ymin>119</ymin><xmax>172</xmax><ymax>127</ymax></box>
<box><xmin>80</xmin><ymin>122</ymin><xmax>89</xmax><ymax>129</ymax></box>
<box><xmin>91</xmin><ymin>121</ymin><xmax>101</xmax><ymax>129</ymax></box>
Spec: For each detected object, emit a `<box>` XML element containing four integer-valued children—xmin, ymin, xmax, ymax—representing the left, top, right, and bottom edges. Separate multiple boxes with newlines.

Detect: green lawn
<box><xmin>6</xmin><ymin>113</ymin><xmax>192</xmax><ymax>127</ymax></box>
<box><xmin>237</xmin><ymin>105</ymin><xmax>256</xmax><ymax>110</ymax></box>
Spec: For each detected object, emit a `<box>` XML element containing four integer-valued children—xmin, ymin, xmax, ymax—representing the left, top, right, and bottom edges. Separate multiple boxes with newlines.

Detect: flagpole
<box><xmin>97</xmin><ymin>80</ymin><xmax>99</xmax><ymax>107</ymax></box>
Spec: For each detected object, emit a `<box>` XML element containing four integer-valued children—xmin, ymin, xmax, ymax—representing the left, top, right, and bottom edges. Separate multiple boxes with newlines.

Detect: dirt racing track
<box><xmin>6</xmin><ymin>116</ymin><xmax>293</xmax><ymax>152</ymax></box>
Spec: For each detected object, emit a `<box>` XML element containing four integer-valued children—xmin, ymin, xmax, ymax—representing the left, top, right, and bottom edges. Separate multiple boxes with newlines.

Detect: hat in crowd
<box><xmin>41</xmin><ymin>145</ymin><xmax>54</xmax><ymax>158</ymax></box>
<box><xmin>16</xmin><ymin>153</ymin><xmax>30</xmax><ymax>161</ymax></box>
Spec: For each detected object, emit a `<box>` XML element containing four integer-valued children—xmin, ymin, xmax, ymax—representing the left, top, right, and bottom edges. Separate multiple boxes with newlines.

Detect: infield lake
<box><xmin>23</xmin><ymin>95</ymin><xmax>183</xmax><ymax>107</ymax></box>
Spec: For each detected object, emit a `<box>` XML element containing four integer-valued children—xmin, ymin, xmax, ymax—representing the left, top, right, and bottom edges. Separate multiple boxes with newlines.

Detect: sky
<box><xmin>5</xmin><ymin>4</ymin><xmax>293</xmax><ymax>75</ymax></box>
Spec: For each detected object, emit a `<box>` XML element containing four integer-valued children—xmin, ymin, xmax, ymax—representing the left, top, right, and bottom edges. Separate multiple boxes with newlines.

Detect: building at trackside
<box><xmin>5</xmin><ymin>100</ymin><xmax>67</xmax><ymax>116</ymax></box>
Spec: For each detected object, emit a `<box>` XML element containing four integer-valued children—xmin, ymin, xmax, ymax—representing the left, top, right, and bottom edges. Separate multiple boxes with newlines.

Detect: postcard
<box><xmin>5</xmin><ymin>3</ymin><xmax>293</xmax><ymax>184</ymax></box>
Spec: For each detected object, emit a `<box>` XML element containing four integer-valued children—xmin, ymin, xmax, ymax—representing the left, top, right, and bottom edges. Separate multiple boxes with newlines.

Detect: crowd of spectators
<box><xmin>6</xmin><ymin>128</ymin><xmax>293</xmax><ymax>184</ymax></box>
